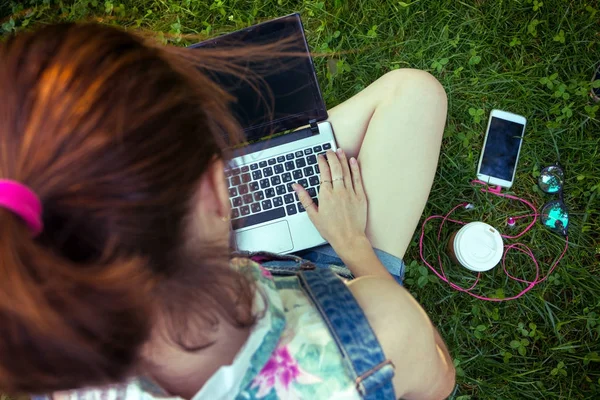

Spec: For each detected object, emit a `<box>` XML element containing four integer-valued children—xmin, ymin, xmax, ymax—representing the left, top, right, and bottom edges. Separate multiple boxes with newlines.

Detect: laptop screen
<box><xmin>189</xmin><ymin>14</ymin><xmax>327</xmax><ymax>144</ymax></box>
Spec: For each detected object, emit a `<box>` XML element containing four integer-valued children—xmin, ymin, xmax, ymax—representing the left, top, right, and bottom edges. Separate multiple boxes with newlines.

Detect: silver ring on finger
<box><xmin>302</xmin><ymin>201</ymin><xmax>316</xmax><ymax>209</ymax></box>
<box><xmin>319</xmin><ymin>179</ymin><xmax>332</xmax><ymax>185</ymax></box>
<box><xmin>332</xmin><ymin>178</ymin><xmax>344</xmax><ymax>183</ymax></box>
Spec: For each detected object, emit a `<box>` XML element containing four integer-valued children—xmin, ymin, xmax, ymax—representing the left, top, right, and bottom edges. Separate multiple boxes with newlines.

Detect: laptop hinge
<box><xmin>309</xmin><ymin>119</ymin><xmax>319</xmax><ymax>135</ymax></box>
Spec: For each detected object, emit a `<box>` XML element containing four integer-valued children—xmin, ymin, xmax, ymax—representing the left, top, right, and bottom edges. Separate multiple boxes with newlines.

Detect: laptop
<box><xmin>189</xmin><ymin>13</ymin><xmax>337</xmax><ymax>254</ymax></box>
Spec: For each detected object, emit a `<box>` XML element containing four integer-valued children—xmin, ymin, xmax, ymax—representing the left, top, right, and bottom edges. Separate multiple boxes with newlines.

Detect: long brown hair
<box><xmin>0</xmin><ymin>23</ymin><xmax>275</xmax><ymax>394</ymax></box>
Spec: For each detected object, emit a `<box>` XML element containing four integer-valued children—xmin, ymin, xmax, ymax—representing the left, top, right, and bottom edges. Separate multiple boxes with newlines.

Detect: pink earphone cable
<box><xmin>419</xmin><ymin>180</ymin><xmax>569</xmax><ymax>302</ymax></box>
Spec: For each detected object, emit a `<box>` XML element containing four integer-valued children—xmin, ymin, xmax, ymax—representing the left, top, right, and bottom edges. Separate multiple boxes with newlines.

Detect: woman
<box><xmin>0</xmin><ymin>23</ymin><xmax>454</xmax><ymax>399</ymax></box>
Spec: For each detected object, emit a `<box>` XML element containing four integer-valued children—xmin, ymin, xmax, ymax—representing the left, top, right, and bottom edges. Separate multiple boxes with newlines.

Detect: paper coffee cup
<box><xmin>447</xmin><ymin>222</ymin><xmax>503</xmax><ymax>272</ymax></box>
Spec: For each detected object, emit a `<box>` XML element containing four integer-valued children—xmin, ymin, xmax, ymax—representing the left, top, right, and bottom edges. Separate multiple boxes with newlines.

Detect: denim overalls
<box><xmin>240</xmin><ymin>250</ymin><xmax>397</xmax><ymax>400</ymax></box>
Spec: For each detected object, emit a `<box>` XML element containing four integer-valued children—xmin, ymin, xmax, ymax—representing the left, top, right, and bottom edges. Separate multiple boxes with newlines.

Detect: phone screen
<box><xmin>480</xmin><ymin>117</ymin><xmax>525</xmax><ymax>181</ymax></box>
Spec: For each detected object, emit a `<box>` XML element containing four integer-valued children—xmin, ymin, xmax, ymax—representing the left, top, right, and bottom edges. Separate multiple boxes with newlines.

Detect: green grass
<box><xmin>2</xmin><ymin>0</ymin><xmax>600</xmax><ymax>399</ymax></box>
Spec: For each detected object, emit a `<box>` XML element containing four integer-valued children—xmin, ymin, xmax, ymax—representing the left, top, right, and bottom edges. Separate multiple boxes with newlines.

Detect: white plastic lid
<box><xmin>453</xmin><ymin>222</ymin><xmax>503</xmax><ymax>272</ymax></box>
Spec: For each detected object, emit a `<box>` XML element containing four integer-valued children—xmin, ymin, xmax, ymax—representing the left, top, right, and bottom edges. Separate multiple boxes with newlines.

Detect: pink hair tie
<box><xmin>0</xmin><ymin>179</ymin><xmax>43</xmax><ymax>236</ymax></box>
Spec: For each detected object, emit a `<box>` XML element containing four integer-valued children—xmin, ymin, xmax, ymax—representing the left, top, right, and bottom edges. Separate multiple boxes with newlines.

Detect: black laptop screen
<box><xmin>189</xmin><ymin>14</ymin><xmax>327</xmax><ymax>144</ymax></box>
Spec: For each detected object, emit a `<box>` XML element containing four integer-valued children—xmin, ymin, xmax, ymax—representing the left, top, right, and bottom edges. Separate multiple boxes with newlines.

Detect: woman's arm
<box><xmin>337</xmin><ymin>235</ymin><xmax>395</xmax><ymax>280</ymax></box>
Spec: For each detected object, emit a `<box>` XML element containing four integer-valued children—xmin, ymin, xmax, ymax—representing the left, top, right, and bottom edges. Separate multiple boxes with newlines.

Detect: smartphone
<box><xmin>476</xmin><ymin>109</ymin><xmax>527</xmax><ymax>188</ymax></box>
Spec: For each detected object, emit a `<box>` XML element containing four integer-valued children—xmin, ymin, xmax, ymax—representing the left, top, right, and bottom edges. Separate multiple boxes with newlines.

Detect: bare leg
<box><xmin>327</xmin><ymin>69</ymin><xmax>447</xmax><ymax>260</ymax></box>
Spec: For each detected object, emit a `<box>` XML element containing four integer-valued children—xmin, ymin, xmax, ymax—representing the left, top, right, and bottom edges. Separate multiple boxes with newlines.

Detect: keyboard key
<box><xmin>312</xmin><ymin>197</ymin><xmax>319</xmax><ymax>206</ymax></box>
<box><xmin>298</xmin><ymin>179</ymin><xmax>308</xmax><ymax>188</ymax></box>
<box><xmin>260</xmin><ymin>179</ymin><xmax>270</xmax><ymax>189</ymax></box>
<box><xmin>229</xmin><ymin>187</ymin><xmax>238</xmax><ymax>197</ymax></box>
<box><xmin>276</xmin><ymin>185</ymin><xmax>286</xmax><ymax>195</ymax></box>
<box><xmin>259</xmin><ymin>161</ymin><xmax>267</xmax><ymax>168</ymax></box>
<box><xmin>307</xmin><ymin>155</ymin><xmax>317</xmax><ymax>165</ymax></box>
<box><xmin>230</xmin><ymin>175</ymin><xmax>241</xmax><ymax>186</ymax></box>
<box><xmin>232</xmin><ymin>207</ymin><xmax>286</xmax><ymax>229</ymax></box>
<box><xmin>295</xmin><ymin>158</ymin><xmax>306</xmax><ymax>168</ymax></box>
<box><xmin>241</xmin><ymin>166</ymin><xmax>250</xmax><ymax>173</ymax></box>
<box><xmin>307</xmin><ymin>187</ymin><xmax>317</xmax><ymax>197</ymax></box>
<box><xmin>231</xmin><ymin>208</ymin><xmax>240</xmax><ymax>219</ymax></box>
<box><xmin>286</xmin><ymin>153</ymin><xmax>295</xmax><ymax>160</ymax></box>
<box><xmin>297</xmin><ymin>202</ymin><xmax>306</xmax><ymax>213</ymax></box>
<box><xmin>286</xmin><ymin>204</ymin><xmax>297</xmax><ymax>215</ymax></box>
<box><xmin>241</xmin><ymin>205</ymin><xmax>251</xmax><ymax>216</ymax></box>
<box><xmin>225</xmin><ymin>169</ymin><xmax>232</xmax><ymax>177</ymax></box>
<box><xmin>251</xmin><ymin>203</ymin><xmax>261</xmax><ymax>213</ymax></box>
<box><xmin>252</xmin><ymin>170</ymin><xmax>262</xmax><ymax>180</ymax></box>
<box><xmin>242</xmin><ymin>173</ymin><xmax>251</xmax><ymax>183</ymax></box>
<box><xmin>284</xmin><ymin>161</ymin><xmax>295</xmax><ymax>171</ymax></box>
<box><xmin>284</xmin><ymin>194</ymin><xmax>295</xmax><ymax>204</ymax></box>
<box><xmin>262</xmin><ymin>199</ymin><xmax>273</xmax><ymax>210</ymax></box>
<box><xmin>313</xmin><ymin>145</ymin><xmax>322</xmax><ymax>152</ymax></box>
<box><xmin>263</xmin><ymin>167</ymin><xmax>274</xmax><ymax>177</ymax></box>
<box><xmin>250</xmin><ymin>163</ymin><xmax>258</xmax><ymax>170</ymax></box>
<box><xmin>277</xmin><ymin>156</ymin><xmax>286</xmax><ymax>163</ymax></box>
<box><xmin>243</xmin><ymin>194</ymin><xmax>253</xmax><ymax>204</ymax></box>
<box><xmin>265</xmin><ymin>188</ymin><xmax>275</xmax><ymax>198</ymax></box>
<box><xmin>294</xmin><ymin>192</ymin><xmax>299</xmax><ymax>201</ymax></box>
<box><xmin>250</xmin><ymin>181</ymin><xmax>259</xmax><ymax>191</ymax></box>
<box><xmin>232</xmin><ymin>197</ymin><xmax>242</xmax><ymax>207</ymax></box>
<box><xmin>253</xmin><ymin>191</ymin><xmax>265</xmax><ymax>201</ymax></box>
<box><xmin>239</xmin><ymin>184</ymin><xmax>249</xmax><ymax>195</ymax></box>
<box><xmin>309</xmin><ymin>176</ymin><xmax>320</xmax><ymax>186</ymax></box>
<box><xmin>273</xmin><ymin>196</ymin><xmax>283</xmax><ymax>207</ymax></box>
<box><xmin>323</xmin><ymin>143</ymin><xmax>332</xmax><ymax>150</ymax></box>
<box><xmin>304</xmin><ymin>148</ymin><xmax>313</xmax><ymax>155</ymax></box>
<box><xmin>316</xmin><ymin>185</ymin><xmax>320</xmax><ymax>194</ymax></box>
<box><xmin>282</xmin><ymin>172</ymin><xmax>292</xmax><ymax>182</ymax></box>
<box><xmin>295</xmin><ymin>151</ymin><xmax>304</xmax><ymax>158</ymax></box>
<box><xmin>232</xmin><ymin>168</ymin><xmax>241</xmax><ymax>175</ymax></box>
<box><xmin>268</xmin><ymin>158</ymin><xmax>277</xmax><ymax>165</ymax></box>
<box><xmin>318</xmin><ymin>152</ymin><xmax>326</xmax><ymax>157</ymax></box>
<box><xmin>303</xmin><ymin>166</ymin><xmax>314</xmax><ymax>176</ymax></box>
<box><xmin>274</xmin><ymin>164</ymin><xmax>284</xmax><ymax>174</ymax></box>
<box><xmin>315</xmin><ymin>165</ymin><xmax>320</xmax><ymax>174</ymax></box>
<box><xmin>287</xmin><ymin>183</ymin><xmax>295</xmax><ymax>192</ymax></box>
<box><xmin>293</xmin><ymin>170</ymin><xmax>303</xmax><ymax>180</ymax></box>
<box><xmin>271</xmin><ymin>175</ymin><xmax>281</xmax><ymax>186</ymax></box>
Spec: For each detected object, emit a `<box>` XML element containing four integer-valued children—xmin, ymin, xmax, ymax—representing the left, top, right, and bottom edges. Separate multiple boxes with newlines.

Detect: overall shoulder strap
<box><xmin>298</xmin><ymin>268</ymin><xmax>396</xmax><ymax>400</ymax></box>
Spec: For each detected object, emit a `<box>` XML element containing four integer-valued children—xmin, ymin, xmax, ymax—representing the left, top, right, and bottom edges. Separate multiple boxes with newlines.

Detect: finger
<box><xmin>350</xmin><ymin>157</ymin><xmax>366</xmax><ymax>200</ymax></box>
<box><xmin>317</xmin><ymin>153</ymin><xmax>331</xmax><ymax>184</ymax></box>
<box><xmin>326</xmin><ymin>149</ymin><xmax>344</xmax><ymax>188</ymax></box>
<box><xmin>336</xmin><ymin>148</ymin><xmax>353</xmax><ymax>192</ymax></box>
<box><xmin>292</xmin><ymin>183</ymin><xmax>318</xmax><ymax>219</ymax></box>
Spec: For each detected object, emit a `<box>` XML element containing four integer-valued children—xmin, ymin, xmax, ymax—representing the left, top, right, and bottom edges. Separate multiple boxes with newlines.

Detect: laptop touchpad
<box><xmin>235</xmin><ymin>221</ymin><xmax>294</xmax><ymax>254</ymax></box>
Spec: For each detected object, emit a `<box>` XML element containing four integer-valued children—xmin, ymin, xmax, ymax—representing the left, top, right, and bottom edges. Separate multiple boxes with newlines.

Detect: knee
<box><xmin>382</xmin><ymin>69</ymin><xmax>447</xmax><ymax>106</ymax></box>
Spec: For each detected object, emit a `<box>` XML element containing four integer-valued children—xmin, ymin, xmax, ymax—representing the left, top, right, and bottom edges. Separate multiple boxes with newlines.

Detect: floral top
<box><xmin>53</xmin><ymin>258</ymin><xmax>361</xmax><ymax>400</ymax></box>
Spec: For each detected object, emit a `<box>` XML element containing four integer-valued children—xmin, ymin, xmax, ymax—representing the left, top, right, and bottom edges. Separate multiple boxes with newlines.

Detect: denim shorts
<box><xmin>294</xmin><ymin>244</ymin><xmax>405</xmax><ymax>285</ymax></box>
<box><xmin>251</xmin><ymin>244</ymin><xmax>405</xmax><ymax>285</ymax></box>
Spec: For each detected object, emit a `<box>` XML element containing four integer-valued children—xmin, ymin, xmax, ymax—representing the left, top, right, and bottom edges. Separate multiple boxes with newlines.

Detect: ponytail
<box><xmin>0</xmin><ymin>209</ymin><xmax>154</xmax><ymax>393</ymax></box>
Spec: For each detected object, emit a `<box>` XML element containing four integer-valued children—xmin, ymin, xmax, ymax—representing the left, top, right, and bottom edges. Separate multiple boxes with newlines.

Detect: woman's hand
<box><xmin>292</xmin><ymin>148</ymin><xmax>368</xmax><ymax>251</ymax></box>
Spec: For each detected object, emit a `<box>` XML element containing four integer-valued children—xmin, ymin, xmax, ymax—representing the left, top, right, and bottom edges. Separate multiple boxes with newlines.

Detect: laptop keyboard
<box><xmin>226</xmin><ymin>143</ymin><xmax>332</xmax><ymax>230</ymax></box>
